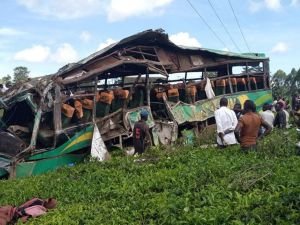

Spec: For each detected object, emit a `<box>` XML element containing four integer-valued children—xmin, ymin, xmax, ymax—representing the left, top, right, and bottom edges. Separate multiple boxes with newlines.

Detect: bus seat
<box><xmin>151</xmin><ymin>87</ymin><xmax>167</xmax><ymax>118</ymax></box>
<box><xmin>215</xmin><ymin>79</ymin><xmax>226</xmax><ymax>95</ymax></box>
<box><xmin>112</xmin><ymin>89</ymin><xmax>129</xmax><ymax>111</ymax></box>
<box><xmin>82</xmin><ymin>98</ymin><xmax>94</xmax><ymax>122</ymax></box>
<box><xmin>175</xmin><ymin>83</ymin><xmax>186</xmax><ymax>102</ymax></box>
<box><xmin>248</xmin><ymin>77</ymin><xmax>257</xmax><ymax>90</ymax></box>
<box><xmin>225</xmin><ymin>78</ymin><xmax>237</xmax><ymax>93</ymax></box>
<box><xmin>74</xmin><ymin>100</ymin><xmax>83</xmax><ymax>120</ymax></box>
<box><xmin>231</xmin><ymin>78</ymin><xmax>237</xmax><ymax>93</ymax></box>
<box><xmin>186</xmin><ymin>85</ymin><xmax>197</xmax><ymax>103</ymax></box>
<box><xmin>167</xmin><ymin>87</ymin><xmax>179</xmax><ymax>103</ymax></box>
<box><xmin>151</xmin><ymin>87</ymin><xmax>165</xmax><ymax>103</ymax></box>
<box><xmin>61</xmin><ymin>103</ymin><xmax>75</xmax><ymax>128</ymax></box>
<box><xmin>128</xmin><ymin>86</ymin><xmax>145</xmax><ymax>108</ymax></box>
<box><xmin>96</xmin><ymin>91</ymin><xmax>114</xmax><ymax>117</ymax></box>
<box><xmin>237</xmin><ymin>78</ymin><xmax>247</xmax><ymax>92</ymax></box>
<box><xmin>256</xmin><ymin>76</ymin><xmax>264</xmax><ymax>89</ymax></box>
<box><xmin>156</xmin><ymin>92</ymin><xmax>166</xmax><ymax>100</ymax></box>
<box><xmin>196</xmin><ymin>80</ymin><xmax>207</xmax><ymax>100</ymax></box>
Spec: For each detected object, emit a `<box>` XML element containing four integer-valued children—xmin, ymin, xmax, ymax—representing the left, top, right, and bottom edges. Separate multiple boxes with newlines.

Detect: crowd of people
<box><xmin>214</xmin><ymin>95</ymin><xmax>298</xmax><ymax>151</ymax></box>
<box><xmin>131</xmin><ymin>95</ymin><xmax>299</xmax><ymax>155</ymax></box>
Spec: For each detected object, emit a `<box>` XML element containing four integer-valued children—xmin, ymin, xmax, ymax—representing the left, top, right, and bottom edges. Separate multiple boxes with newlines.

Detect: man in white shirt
<box><xmin>260</xmin><ymin>103</ymin><xmax>274</xmax><ymax>128</ymax></box>
<box><xmin>283</xmin><ymin>109</ymin><xmax>290</xmax><ymax>128</ymax></box>
<box><xmin>214</xmin><ymin>97</ymin><xmax>238</xmax><ymax>147</ymax></box>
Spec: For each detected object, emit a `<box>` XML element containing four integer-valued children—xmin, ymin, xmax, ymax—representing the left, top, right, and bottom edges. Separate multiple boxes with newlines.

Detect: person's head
<box><xmin>275</xmin><ymin>102</ymin><xmax>284</xmax><ymax>112</ymax></box>
<box><xmin>220</xmin><ymin>97</ymin><xmax>228</xmax><ymax>107</ymax></box>
<box><xmin>233</xmin><ymin>103</ymin><xmax>241</xmax><ymax>112</ymax></box>
<box><xmin>262</xmin><ymin>103</ymin><xmax>271</xmax><ymax>111</ymax></box>
<box><xmin>140</xmin><ymin>110</ymin><xmax>149</xmax><ymax>121</ymax></box>
<box><xmin>244</xmin><ymin>100</ymin><xmax>256</xmax><ymax>113</ymax></box>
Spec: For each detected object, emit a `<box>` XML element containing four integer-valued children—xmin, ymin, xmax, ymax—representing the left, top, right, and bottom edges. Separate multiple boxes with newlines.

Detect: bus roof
<box><xmin>55</xmin><ymin>29</ymin><xmax>268</xmax><ymax>80</ymax></box>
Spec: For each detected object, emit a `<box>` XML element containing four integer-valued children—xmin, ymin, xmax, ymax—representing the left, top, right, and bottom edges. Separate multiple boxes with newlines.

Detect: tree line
<box><xmin>0</xmin><ymin>66</ymin><xmax>30</xmax><ymax>85</ymax></box>
<box><xmin>271</xmin><ymin>68</ymin><xmax>300</xmax><ymax>99</ymax></box>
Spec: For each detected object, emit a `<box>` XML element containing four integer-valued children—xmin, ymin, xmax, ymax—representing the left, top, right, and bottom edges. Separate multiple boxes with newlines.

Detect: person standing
<box><xmin>278</xmin><ymin>96</ymin><xmax>286</xmax><ymax>109</ymax></box>
<box><xmin>214</xmin><ymin>97</ymin><xmax>238</xmax><ymax>148</ymax></box>
<box><xmin>233</xmin><ymin>102</ymin><xmax>243</xmax><ymax>120</ymax></box>
<box><xmin>235</xmin><ymin>100</ymin><xmax>272</xmax><ymax>151</ymax></box>
<box><xmin>259</xmin><ymin>103</ymin><xmax>274</xmax><ymax>128</ymax></box>
<box><xmin>133</xmin><ymin>110</ymin><xmax>152</xmax><ymax>155</ymax></box>
<box><xmin>274</xmin><ymin>102</ymin><xmax>287</xmax><ymax>129</ymax></box>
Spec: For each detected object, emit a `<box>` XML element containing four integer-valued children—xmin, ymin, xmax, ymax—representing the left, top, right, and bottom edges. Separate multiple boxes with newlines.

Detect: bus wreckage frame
<box><xmin>0</xmin><ymin>29</ymin><xmax>272</xmax><ymax>178</ymax></box>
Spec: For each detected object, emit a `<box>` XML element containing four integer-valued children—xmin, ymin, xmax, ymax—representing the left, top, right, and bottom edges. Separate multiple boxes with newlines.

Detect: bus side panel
<box><xmin>28</xmin><ymin>126</ymin><xmax>94</xmax><ymax>160</ymax></box>
<box><xmin>16</xmin><ymin>153</ymin><xmax>87</xmax><ymax>178</ymax></box>
<box><xmin>169</xmin><ymin>90</ymin><xmax>272</xmax><ymax>125</ymax></box>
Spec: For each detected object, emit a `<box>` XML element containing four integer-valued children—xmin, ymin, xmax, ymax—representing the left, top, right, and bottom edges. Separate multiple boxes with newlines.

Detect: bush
<box><xmin>0</xmin><ymin>131</ymin><xmax>299</xmax><ymax>224</ymax></box>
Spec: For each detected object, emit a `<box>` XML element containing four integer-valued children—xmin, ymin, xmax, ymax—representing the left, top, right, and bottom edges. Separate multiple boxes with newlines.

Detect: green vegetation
<box><xmin>272</xmin><ymin>67</ymin><xmax>300</xmax><ymax>99</ymax></box>
<box><xmin>1</xmin><ymin>66</ymin><xmax>30</xmax><ymax>85</ymax></box>
<box><xmin>0</xmin><ymin>129</ymin><xmax>299</xmax><ymax>224</ymax></box>
<box><xmin>13</xmin><ymin>66</ymin><xmax>30</xmax><ymax>84</ymax></box>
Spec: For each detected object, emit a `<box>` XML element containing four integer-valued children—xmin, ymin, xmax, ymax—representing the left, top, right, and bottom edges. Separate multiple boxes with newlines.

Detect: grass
<box><xmin>0</xmin><ymin>129</ymin><xmax>299</xmax><ymax>224</ymax></box>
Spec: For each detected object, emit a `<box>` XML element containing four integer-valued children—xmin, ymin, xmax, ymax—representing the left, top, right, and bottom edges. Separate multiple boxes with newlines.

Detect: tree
<box><xmin>1</xmin><ymin>74</ymin><xmax>12</xmax><ymax>84</ymax></box>
<box><xmin>13</xmin><ymin>66</ymin><xmax>30</xmax><ymax>84</ymax></box>
<box><xmin>284</xmin><ymin>68</ymin><xmax>298</xmax><ymax>96</ymax></box>
<box><xmin>271</xmin><ymin>68</ymin><xmax>300</xmax><ymax>100</ymax></box>
<box><xmin>271</xmin><ymin>69</ymin><xmax>287</xmax><ymax>99</ymax></box>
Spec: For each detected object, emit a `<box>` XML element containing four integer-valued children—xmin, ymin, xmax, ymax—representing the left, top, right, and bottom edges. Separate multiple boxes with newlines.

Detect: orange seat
<box><xmin>215</xmin><ymin>79</ymin><xmax>226</xmax><ymax>95</ymax></box>
<box><xmin>225</xmin><ymin>78</ymin><xmax>237</xmax><ymax>93</ymax></box>
<box><xmin>186</xmin><ymin>85</ymin><xmax>197</xmax><ymax>103</ymax></box>
<box><xmin>167</xmin><ymin>88</ymin><xmax>179</xmax><ymax>102</ymax></box>
<box><xmin>248</xmin><ymin>77</ymin><xmax>257</xmax><ymax>90</ymax></box>
<box><xmin>237</xmin><ymin>78</ymin><xmax>247</xmax><ymax>91</ymax></box>
<box><xmin>96</xmin><ymin>91</ymin><xmax>114</xmax><ymax>117</ymax></box>
<box><xmin>82</xmin><ymin>98</ymin><xmax>94</xmax><ymax>110</ymax></box>
<box><xmin>196</xmin><ymin>80</ymin><xmax>207</xmax><ymax>100</ymax></box>
<box><xmin>230</xmin><ymin>78</ymin><xmax>237</xmax><ymax>86</ymax></box>
<box><xmin>113</xmin><ymin>89</ymin><xmax>129</xmax><ymax>99</ymax></box>
<box><xmin>81</xmin><ymin>98</ymin><xmax>94</xmax><ymax>122</ymax></box>
<box><xmin>215</xmin><ymin>79</ymin><xmax>226</xmax><ymax>87</ymax></box>
<box><xmin>112</xmin><ymin>89</ymin><xmax>129</xmax><ymax>111</ymax></box>
<box><xmin>74</xmin><ymin>100</ymin><xmax>83</xmax><ymax>119</ymax></box>
<box><xmin>99</xmin><ymin>91</ymin><xmax>114</xmax><ymax>104</ymax></box>
<box><xmin>256</xmin><ymin>76</ymin><xmax>264</xmax><ymax>89</ymax></box>
<box><xmin>167</xmin><ymin>88</ymin><xmax>179</xmax><ymax>97</ymax></box>
<box><xmin>61</xmin><ymin>103</ymin><xmax>75</xmax><ymax>127</ymax></box>
<box><xmin>61</xmin><ymin>103</ymin><xmax>75</xmax><ymax>118</ymax></box>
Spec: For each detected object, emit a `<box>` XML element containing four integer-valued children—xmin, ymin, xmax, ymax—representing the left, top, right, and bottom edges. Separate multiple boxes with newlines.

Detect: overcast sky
<box><xmin>1</xmin><ymin>0</ymin><xmax>299</xmax><ymax>78</ymax></box>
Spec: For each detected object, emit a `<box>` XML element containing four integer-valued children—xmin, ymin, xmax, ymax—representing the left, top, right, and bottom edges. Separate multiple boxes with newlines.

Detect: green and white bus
<box><xmin>0</xmin><ymin>29</ymin><xmax>272</xmax><ymax>178</ymax></box>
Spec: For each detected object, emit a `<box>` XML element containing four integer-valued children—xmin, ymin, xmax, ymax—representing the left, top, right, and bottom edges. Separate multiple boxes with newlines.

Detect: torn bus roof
<box><xmin>54</xmin><ymin>29</ymin><xmax>268</xmax><ymax>84</ymax></box>
<box><xmin>1</xmin><ymin>29</ymin><xmax>268</xmax><ymax>103</ymax></box>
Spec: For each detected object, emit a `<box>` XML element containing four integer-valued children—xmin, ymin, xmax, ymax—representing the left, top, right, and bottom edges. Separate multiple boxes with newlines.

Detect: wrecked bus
<box><xmin>0</xmin><ymin>29</ymin><xmax>272</xmax><ymax>178</ymax></box>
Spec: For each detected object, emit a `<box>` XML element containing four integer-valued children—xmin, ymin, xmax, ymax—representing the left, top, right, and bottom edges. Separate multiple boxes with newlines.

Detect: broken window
<box><xmin>1</xmin><ymin>100</ymin><xmax>35</xmax><ymax>145</ymax></box>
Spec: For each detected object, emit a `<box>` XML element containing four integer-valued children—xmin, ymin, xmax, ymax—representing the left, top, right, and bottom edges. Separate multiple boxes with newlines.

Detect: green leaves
<box><xmin>0</xmin><ymin>131</ymin><xmax>299</xmax><ymax>224</ymax></box>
